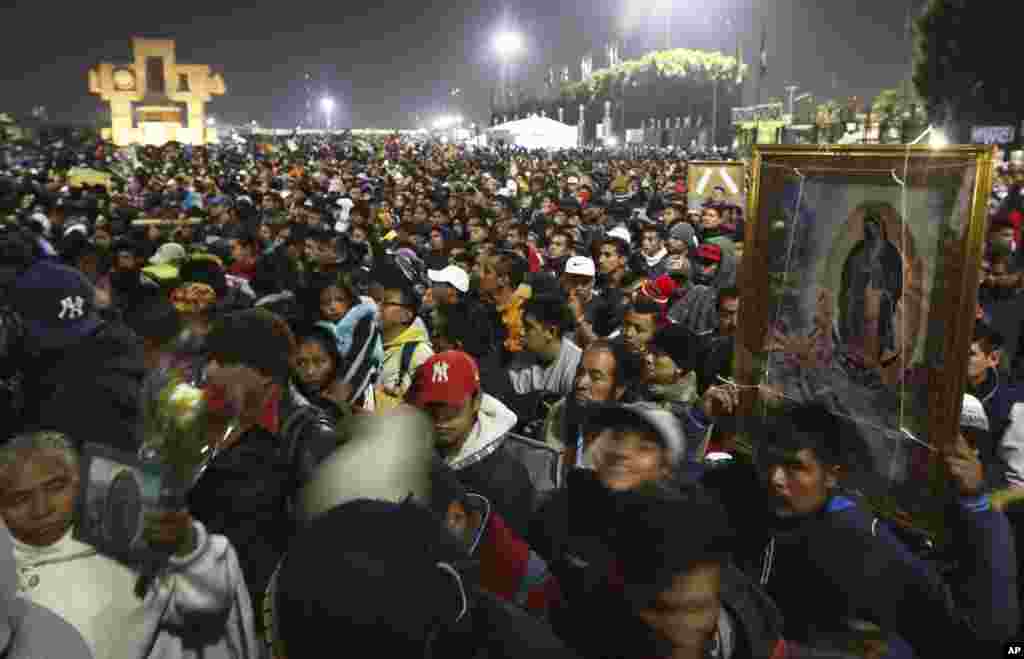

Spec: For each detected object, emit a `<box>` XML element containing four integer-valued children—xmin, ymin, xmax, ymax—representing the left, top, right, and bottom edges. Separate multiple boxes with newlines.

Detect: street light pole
<box><xmin>620</xmin><ymin>78</ymin><xmax>627</xmax><ymax>145</ymax></box>
<box><xmin>320</xmin><ymin>97</ymin><xmax>335</xmax><ymax>132</ymax></box>
<box><xmin>712</xmin><ymin>76</ymin><xmax>719</xmax><ymax>150</ymax></box>
<box><xmin>494</xmin><ymin>31</ymin><xmax>523</xmax><ymax>125</ymax></box>
<box><xmin>784</xmin><ymin>85</ymin><xmax>799</xmax><ymax>116</ymax></box>
<box><xmin>665</xmin><ymin>7</ymin><xmax>671</xmax><ymax>50</ymax></box>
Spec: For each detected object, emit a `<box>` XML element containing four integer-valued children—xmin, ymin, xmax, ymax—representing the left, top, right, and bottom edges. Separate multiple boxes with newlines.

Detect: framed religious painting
<box><xmin>686</xmin><ymin>160</ymin><xmax>747</xmax><ymax>213</ymax></box>
<box><xmin>733</xmin><ymin>144</ymin><xmax>994</xmax><ymax>536</ymax></box>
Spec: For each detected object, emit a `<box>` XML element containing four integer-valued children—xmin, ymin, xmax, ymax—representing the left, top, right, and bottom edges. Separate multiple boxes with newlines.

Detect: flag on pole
<box><xmin>759</xmin><ymin>21</ymin><xmax>768</xmax><ymax>77</ymax></box>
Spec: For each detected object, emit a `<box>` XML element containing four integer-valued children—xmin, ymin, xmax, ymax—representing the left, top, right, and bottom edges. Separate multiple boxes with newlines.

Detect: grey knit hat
<box><xmin>669</xmin><ymin>221</ymin><xmax>697</xmax><ymax>249</ymax></box>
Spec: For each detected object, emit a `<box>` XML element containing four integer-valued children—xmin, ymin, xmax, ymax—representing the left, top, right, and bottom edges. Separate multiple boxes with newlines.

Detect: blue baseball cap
<box><xmin>9</xmin><ymin>261</ymin><xmax>103</xmax><ymax>351</ymax></box>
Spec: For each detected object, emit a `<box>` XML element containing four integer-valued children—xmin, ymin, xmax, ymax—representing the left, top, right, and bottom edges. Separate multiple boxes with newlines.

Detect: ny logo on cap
<box><xmin>58</xmin><ymin>296</ymin><xmax>85</xmax><ymax>320</ymax></box>
<box><xmin>432</xmin><ymin>361</ymin><xmax>450</xmax><ymax>383</ymax></box>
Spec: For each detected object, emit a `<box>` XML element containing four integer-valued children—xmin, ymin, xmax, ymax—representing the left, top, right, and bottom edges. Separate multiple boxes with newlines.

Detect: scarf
<box><xmin>644</xmin><ymin>247</ymin><xmax>667</xmax><ymax>268</ymax></box>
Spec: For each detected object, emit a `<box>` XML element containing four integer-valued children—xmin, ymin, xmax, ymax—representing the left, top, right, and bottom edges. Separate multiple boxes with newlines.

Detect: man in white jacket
<box><xmin>0</xmin><ymin>518</ymin><xmax>93</xmax><ymax>658</ymax></box>
<box><xmin>0</xmin><ymin>430</ymin><xmax>260</xmax><ymax>659</ymax></box>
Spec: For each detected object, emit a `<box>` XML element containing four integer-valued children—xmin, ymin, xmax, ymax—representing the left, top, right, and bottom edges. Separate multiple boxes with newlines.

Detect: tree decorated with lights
<box><xmin>523</xmin><ymin>47</ymin><xmax>745</xmax><ymax>144</ymax></box>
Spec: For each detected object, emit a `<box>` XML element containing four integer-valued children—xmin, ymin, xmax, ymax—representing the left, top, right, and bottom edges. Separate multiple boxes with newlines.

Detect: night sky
<box><xmin>0</xmin><ymin>0</ymin><xmax>923</xmax><ymax>129</ymax></box>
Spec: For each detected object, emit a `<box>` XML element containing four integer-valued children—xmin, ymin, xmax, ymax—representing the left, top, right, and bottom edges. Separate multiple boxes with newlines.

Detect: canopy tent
<box><xmin>487</xmin><ymin>115</ymin><xmax>578</xmax><ymax>150</ymax></box>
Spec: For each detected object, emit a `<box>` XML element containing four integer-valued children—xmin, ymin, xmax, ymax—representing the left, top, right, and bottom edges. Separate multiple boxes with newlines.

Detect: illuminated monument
<box><xmin>89</xmin><ymin>38</ymin><xmax>226</xmax><ymax>146</ymax></box>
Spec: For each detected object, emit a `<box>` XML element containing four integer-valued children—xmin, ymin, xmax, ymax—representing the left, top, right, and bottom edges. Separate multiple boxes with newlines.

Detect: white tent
<box><xmin>487</xmin><ymin>115</ymin><xmax>578</xmax><ymax>150</ymax></box>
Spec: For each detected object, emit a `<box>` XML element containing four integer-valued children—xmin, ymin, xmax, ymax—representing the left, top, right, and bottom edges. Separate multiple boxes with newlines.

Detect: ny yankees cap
<box><xmin>409</xmin><ymin>351</ymin><xmax>480</xmax><ymax>408</ymax></box>
<box><xmin>9</xmin><ymin>260</ymin><xmax>102</xmax><ymax>352</ymax></box>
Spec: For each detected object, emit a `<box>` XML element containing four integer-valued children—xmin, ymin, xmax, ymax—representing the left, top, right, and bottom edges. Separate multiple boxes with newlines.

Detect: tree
<box><xmin>914</xmin><ymin>0</ymin><xmax>1023</xmax><ymax>141</ymax></box>
<box><xmin>870</xmin><ymin>87</ymin><xmax>926</xmax><ymax>143</ymax></box>
<box><xmin>872</xmin><ymin>87</ymin><xmax>923</xmax><ymax>123</ymax></box>
<box><xmin>527</xmin><ymin>47</ymin><xmax>743</xmax><ymax>145</ymax></box>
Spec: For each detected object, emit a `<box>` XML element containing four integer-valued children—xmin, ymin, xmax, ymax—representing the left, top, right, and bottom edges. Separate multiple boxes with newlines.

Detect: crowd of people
<box><xmin>0</xmin><ymin>130</ymin><xmax>1021</xmax><ymax>658</ymax></box>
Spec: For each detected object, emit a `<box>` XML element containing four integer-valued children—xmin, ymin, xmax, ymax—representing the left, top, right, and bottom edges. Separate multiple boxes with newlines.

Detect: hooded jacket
<box><xmin>11</xmin><ymin>522</ymin><xmax>259</xmax><ymax>659</ymax></box>
<box><xmin>316</xmin><ymin>297</ymin><xmax>385</xmax><ymax>408</ymax></box>
<box><xmin>377</xmin><ymin>320</ymin><xmax>433</xmax><ymax>412</ymax></box>
<box><xmin>444</xmin><ymin>393</ymin><xmax>537</xmax><ymax>538</ymax></box>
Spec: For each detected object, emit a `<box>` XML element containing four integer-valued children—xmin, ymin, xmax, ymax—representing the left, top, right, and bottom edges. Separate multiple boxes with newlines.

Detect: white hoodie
<box><xmin>446</xmin><ymin>394</ymin><xmax>518</xmax><ymax>471</ymax></box>
<box><xmin>12</xmin><ymin>522</ymin><xmax>260</xmax><ymax>659</ymax></box>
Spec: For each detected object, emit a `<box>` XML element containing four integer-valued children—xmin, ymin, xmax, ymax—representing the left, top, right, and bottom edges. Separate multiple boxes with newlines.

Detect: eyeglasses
<box><xmin>379</xmin><ymin>300</ymin><xmax>412</xmax><ymax>310</ymax></box>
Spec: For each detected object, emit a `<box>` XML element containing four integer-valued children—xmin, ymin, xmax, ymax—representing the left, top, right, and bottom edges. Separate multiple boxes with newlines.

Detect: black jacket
<box><xmin>188</xmin><ymin>423</ymin><xmax>293</xmax><ymax>632</ymax></box>
<box><xmin>188</xmin><ymin>384</ymin><xmax>344</xmax><ymax>629</ymax></box>
<box><xmin>528</xmin><ymin>469</ymin><xmax>621</xmax><ymax>641</ymax></box>
<box><xmin>19</xmin><ymin>321</ymin><xmax>145</xmax><ymax>451</ymax></box>
<box><xmin>278</xmin><ymin>384</ymin><xmax>350</xmax><ymax>485</ymax></box>
<box><xmin>457</xmin><ymin>443</ymin><xmax>536</xmax><ymax>541</ymax></box>
<box><xmin>457</xmin><ymin>589</ymin><xmax>582</xmax><ymax>659</ymax></box>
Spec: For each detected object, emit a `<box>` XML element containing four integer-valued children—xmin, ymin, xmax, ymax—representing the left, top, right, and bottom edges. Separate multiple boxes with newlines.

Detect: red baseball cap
<box><xmin>410</xmin><ymin>351</ymin><xmax>481</xmax><ymax>407</ymax></box>
<box><xmin>695</xmin><ymin>243</ymin><xmax>723</xmax><ymax>263</ymax></box>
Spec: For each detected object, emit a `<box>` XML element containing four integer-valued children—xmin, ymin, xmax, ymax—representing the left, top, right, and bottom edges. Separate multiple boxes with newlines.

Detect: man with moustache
<box><xmin>540</xmin><ymin>339</ymin><xmax>646</xmax><ymax>474</ymax></box>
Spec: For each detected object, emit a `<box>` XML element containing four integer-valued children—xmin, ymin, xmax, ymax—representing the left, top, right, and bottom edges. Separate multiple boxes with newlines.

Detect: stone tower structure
<box><xmin>88</xmin><ymin>38</ymin><xmax>226</xmax><ymax>146</ymax></box>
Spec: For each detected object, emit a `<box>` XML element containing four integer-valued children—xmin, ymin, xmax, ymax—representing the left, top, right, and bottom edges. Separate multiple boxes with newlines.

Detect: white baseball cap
<box><xmin>428</xmin><ymin>265</ymin><xmax>470</xmax><ymax>293</ymax></box>
<box><xmin>149</xmin><ymin>242</ymin><xmax>187</xmax><ymax>265</ymax></box>
<box><xmin>564</xmin><ymin>256</ymin><xmax>596</xmax><ymax>278</ymax></box>
<box><xmin>607</xmin><ymin>226</ymin><xmax>631</xmax><ymax>245</ymax></box>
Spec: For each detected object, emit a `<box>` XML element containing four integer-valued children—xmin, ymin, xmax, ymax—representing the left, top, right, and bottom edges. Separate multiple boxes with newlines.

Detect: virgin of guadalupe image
<box><xmin>838</xmin><ymin>209</ymin><xmax>903</xmax><ymax>365</ymax></box>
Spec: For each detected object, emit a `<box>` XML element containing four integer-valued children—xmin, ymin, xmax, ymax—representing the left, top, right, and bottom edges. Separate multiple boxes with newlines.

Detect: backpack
<box><xmin>398</xmin><ymin>340</ymin><xmax>424</xmax><ymax>392</ymax></box>
<box><xmin>277</xmin><ymin>391</ymin><xmax>336</xmax><ymax>517</ymax></box>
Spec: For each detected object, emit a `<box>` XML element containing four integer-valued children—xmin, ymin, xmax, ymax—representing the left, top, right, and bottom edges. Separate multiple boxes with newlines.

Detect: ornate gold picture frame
<box><xmin>735</xmin><ymin>144</ymin><xmax>994</xmax><ymax>528</ymax></box>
